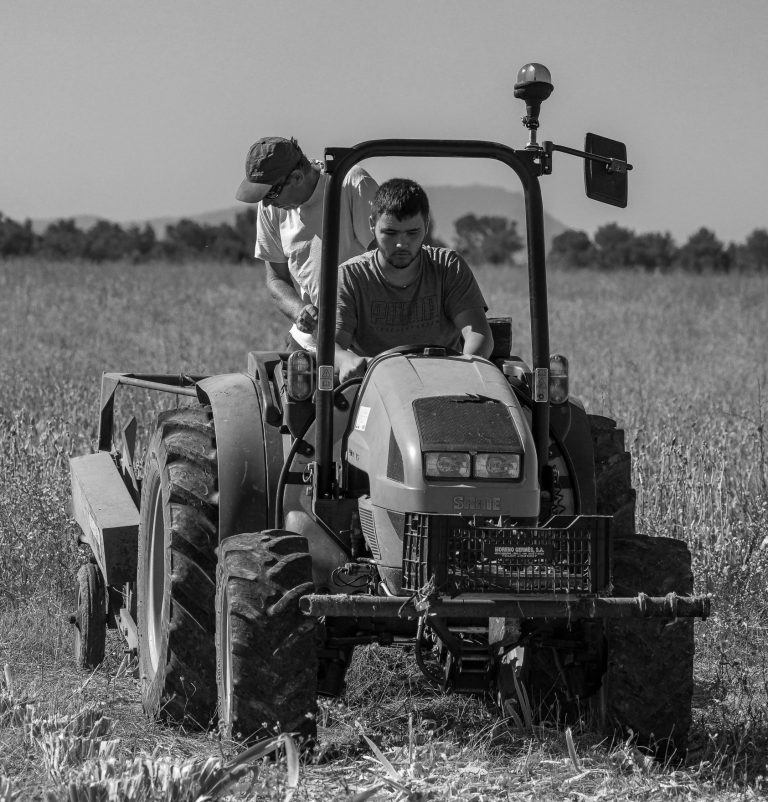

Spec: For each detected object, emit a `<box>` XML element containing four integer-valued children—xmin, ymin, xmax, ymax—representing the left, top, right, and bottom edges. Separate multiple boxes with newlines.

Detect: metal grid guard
<box><xmin>402</xmin><ymin>514</ymin><xmax>610</xmax><ymax>594</ymax></box>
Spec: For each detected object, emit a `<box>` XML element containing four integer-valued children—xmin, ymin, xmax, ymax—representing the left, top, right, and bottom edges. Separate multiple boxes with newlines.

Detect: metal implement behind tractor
<box><xmin>69</xmin><ymin>63</ymin><xmax>710</xmax><ymax>758</ymax></box>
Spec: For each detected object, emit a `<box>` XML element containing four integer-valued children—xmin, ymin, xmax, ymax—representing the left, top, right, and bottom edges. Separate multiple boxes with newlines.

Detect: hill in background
<box><xmin>426</xmin><ymin>185</ymin><xmax>566</xmax><ymax>251</ymax></box>
<box><xmin>29</xmin><ymin>184</ymin><xmax>567</xmax><ymax>253</ymax></box>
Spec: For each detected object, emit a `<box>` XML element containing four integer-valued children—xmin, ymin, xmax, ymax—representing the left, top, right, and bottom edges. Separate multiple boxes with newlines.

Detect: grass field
<box><xmin>1</xmin><ymin>257</ymin><xmax>767</xmax><ymax>800</ymax></box>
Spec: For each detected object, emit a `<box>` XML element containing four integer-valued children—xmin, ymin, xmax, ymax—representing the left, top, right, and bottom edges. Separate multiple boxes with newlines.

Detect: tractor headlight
<box><xmin>424</xmin><ymin>451</ymin><xmax>522</xmax><ymax>481</ymax></box>
<box><xmin>474</xmin><ymin>452</ymin><xmax>522</xmax><ymax>480</ymax></box>
<box><xmin>286</xmin><ymin>350</ymin><xmax>315</xmax><ymax>401</ymax></box>
<box><xmin>424</xmin><ymin>452</ymin><xmax>471</xmax><ymax>479</ymax></box>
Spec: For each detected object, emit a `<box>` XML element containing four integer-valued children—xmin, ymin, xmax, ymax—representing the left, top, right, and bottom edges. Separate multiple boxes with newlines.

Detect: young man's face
<box><xmin>371</xmin><ymin>212</ymin><xmax>428</xmax><ymax>269</ymax></box>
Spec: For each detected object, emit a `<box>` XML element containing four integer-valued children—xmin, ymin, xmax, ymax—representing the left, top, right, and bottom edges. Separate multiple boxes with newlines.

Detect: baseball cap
<box><xmin>235</xmin><ymin>136</ymin><xmax>303</xmax><ymax>203</ymax></box>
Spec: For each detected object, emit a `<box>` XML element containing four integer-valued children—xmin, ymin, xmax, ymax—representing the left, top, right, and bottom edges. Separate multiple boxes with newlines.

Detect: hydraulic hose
<box><xmin>274</xmin><ymin>377</ymin><xmax>364</xmax><ymax>530</ymax></box>
<box><xmin>512</xmin><ymin>383</ymin><xmax>580</xmax><ymax>514</ymax></box>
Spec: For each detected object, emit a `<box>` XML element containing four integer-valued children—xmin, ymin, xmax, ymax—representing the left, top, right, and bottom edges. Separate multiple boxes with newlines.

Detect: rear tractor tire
<box><xmin>216</xmin><ymin>531</ymin><xmax>317</xmax><ymax>745</ymax></box>
<box><xmin>73</xmin><ymin>563</ymin><xmax>106</xmax><ymax>669</ymax></box>
<box><xmin>137</xmin><ymin>406</ymin><xmax>219</xmax><ymax>728</ymax></box>
<box><xmin>588</xmin><ymin>413</ymin><xmax>635</xmax><ymax>537</ymax></box>
<box><xmin>589</xmin><ymin>414</ymin><xmax>695</xmax><ymax>759</ymax></box>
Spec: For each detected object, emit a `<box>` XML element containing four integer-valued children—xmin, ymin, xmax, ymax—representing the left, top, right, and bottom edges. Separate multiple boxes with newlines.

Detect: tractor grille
<box><xmin>402</xmin><ymin>514</ymin><xmax>610</xmax><ymax>594</ymax></box>
<box><xmin>413</xmin><ymin>396</ymin><xmax>522</xmax><ymax>451</ymax></box>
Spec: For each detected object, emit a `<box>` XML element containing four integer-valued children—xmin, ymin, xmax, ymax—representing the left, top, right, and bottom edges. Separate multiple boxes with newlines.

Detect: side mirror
<box><xmin>584</xmin><ymin>133</ymin><xmax>629</xmax><ymax>208</ymax></box>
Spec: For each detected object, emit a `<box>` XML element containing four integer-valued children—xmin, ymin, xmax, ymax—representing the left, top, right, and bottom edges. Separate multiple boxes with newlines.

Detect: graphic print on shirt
<box><xmin>370</xmin><ymin>294</ymin><xmax>439</xmax><ymax>331</ymax></box>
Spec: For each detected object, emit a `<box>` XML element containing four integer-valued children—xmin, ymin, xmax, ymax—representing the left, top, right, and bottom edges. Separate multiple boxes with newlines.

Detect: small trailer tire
<box><xmin>73</xmin><ymin>563</ymin><xmax>106</xmax><ymax>669</ymax></box>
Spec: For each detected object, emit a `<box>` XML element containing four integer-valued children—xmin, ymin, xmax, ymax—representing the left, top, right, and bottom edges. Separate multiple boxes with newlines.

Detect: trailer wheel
<box><xmin>73</xmin><ymin>563</ymin><xmax>106</xmax><ymax>669</ymax></box>
<box><xmin>216</xmin><ymin>531</ymin><xmax>317</xmax><ymax>744</ymax></box>
<box><xmin>589</xmin><ymin>414</ymin><xmax>694</xmax><ymax>758</ymax></box>
<box><xmin>137</xmin><ymin>406</ymin><xmax>218</xmax><ymax>727</ymax></box>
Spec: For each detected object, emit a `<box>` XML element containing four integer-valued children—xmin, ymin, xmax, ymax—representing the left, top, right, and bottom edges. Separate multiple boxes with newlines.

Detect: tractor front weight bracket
<box><xmin>299</xmin><ymin>592</ymin><xmax>711</xmax><ymax>621</ymax></box>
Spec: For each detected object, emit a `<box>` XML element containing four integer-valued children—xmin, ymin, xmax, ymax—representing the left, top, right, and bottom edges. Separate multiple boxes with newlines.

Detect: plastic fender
<box><xmin>196</xmin><ymin>373</ymin><xmax>282</xmax><ymax>541</ymax></box>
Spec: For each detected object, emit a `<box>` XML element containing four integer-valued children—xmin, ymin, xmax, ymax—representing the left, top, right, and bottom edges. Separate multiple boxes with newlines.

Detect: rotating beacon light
<box><xmin>514</xmin><ymin>63</ymin><xmax>554</xmax><ymax>148</ymax></box>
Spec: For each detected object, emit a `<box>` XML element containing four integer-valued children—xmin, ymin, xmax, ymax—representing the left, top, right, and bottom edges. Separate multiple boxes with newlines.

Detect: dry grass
<box><xmin>1</xmin><ymin>258</ymin><xmax>768</xmax><ymax>799</ymax></box>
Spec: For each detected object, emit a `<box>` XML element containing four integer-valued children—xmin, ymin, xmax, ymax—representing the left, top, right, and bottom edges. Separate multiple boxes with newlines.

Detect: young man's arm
<box><xmin>334</xmin><ymin>329</ymin><xmax>367</xmax><ymax>382</ymax></box>
<box><xmin>335</xmin><ymin>268</ymin><xmax>368</xmax><ymax>381</ymax></box>
<box><xmin>453</xmin><ymin>307</ymin><xmax>494</xmax><ymax>358</ymax></box>
<box><xmin>265</xmin><ymin>261</ymin><xmax>317</xmax><ymax>334</ymax></box>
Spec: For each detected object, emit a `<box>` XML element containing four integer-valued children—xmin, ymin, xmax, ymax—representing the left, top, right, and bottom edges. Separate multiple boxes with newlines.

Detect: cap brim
<box><xmin>236</xmin><ymin>178</ymin><xmax>271</xmax><ymax>203</ymax></box>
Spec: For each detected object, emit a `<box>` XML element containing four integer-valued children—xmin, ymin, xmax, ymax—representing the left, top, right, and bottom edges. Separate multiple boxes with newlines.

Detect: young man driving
<box><xmin>335</xmin><ymin>178</ymin><xmax>493</xmax><ymax>382</ymax></box>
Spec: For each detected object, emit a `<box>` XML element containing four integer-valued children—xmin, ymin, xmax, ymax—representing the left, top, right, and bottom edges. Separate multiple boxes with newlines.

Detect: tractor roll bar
<box><xmin>316</xmin><ymin>139</ymin><xmax>550</xmax><ymax>499</ymax></box>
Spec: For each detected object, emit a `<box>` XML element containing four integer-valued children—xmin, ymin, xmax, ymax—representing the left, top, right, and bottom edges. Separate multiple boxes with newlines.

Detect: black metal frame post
<box><xmin>97</xmin><ymin>372</ymin><xmax>204</xmax><ymax>452</ymax></box>
<box><xmin>316</xmin><ymin>139</ymin><xmax>550</xmax><ymax>499</ymax></box>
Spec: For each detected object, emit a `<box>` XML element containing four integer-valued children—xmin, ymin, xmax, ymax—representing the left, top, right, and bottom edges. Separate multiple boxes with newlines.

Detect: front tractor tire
<box><xmin>137</xmin><ymin>406</ymin><xmax>219</xmax><ymax>727</ymax></box>
<box><xmin>73</xmin><ymin>562</ymin><xmax>106</xmax><ymax>669</ymax></box>
<box><xmin>216</xmin><ymin>531</ymin><xmax>317</xmax><ymax>744</ymax></box>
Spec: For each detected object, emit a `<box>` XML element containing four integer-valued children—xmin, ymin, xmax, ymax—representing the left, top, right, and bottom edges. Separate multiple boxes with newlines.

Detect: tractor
<box><xmin>69</xmin><ymin>63</ymin><xmax>710</xmax><ymax>757</ymax></box>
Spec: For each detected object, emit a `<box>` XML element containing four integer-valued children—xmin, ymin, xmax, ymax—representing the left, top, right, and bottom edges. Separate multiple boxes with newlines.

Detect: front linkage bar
<box><xmin>300</xmin><ymin>592</ymin><xmax>711</xmax><ymax>620</ymax></box>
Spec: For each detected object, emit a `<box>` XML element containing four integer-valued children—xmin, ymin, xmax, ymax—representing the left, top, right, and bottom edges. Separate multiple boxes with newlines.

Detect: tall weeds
<box><xmin>2</xmin><ymin>258</ymin><xmax>768</xmax><ymax>796</ymax></box>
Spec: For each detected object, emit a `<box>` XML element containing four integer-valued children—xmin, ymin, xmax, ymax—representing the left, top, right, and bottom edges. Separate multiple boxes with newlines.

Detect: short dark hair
<box><xmin>371</xmin><ymin>178</ymin><xmax>430</xmax><ymax>222</ymax></box>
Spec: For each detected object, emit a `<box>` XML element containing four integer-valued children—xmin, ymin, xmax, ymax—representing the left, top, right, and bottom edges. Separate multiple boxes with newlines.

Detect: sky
<box><xmin>2</xmin><ymin>0</ymin><xmax>767</xmax><ymax>245</ymax></box>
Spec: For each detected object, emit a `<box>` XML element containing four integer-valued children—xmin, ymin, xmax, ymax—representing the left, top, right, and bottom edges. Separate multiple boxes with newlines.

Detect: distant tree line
<box><xmin>2</xmin><ymin>207</ymin><xmax>767</xmax><ymax>273</ymax></box>
<box><xmin>549</xmin><ymin>223</ymin><xmax>768</xmax><ymax>273</ymax></box>
<box><xmin>0</xmin><ymin>209</ymin><xmax>258</xmax><ymax>263</ymax></box>
<box><xmin>436</xmin><ymin>214</ymin><xmax>768</xmax><ymax>273</ymax></box>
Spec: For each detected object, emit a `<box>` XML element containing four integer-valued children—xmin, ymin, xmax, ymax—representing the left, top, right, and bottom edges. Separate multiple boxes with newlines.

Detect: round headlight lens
<box><xmin>424</xmin><ymin>452</ymin><xmax>471</xmax><ymax>479</ymax></box>
<box><xmin>474</xmin><ymin>453</ymin><xmax>521</xmax><ymax>479</ymax></box>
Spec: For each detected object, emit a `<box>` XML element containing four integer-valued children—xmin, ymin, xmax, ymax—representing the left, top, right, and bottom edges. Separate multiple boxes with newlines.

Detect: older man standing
<box><xmin>236</xmin><ymin>136</ymin><xmax>378</xmax><ymax>351</ymax></box>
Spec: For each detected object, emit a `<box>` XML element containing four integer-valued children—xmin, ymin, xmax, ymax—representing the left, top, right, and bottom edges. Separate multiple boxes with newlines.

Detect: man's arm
<box><xmin>265</xmin><ymin>261</ymin><xmax>317</xmax><ymax>333</ymax></box>
<box><xmin>348</xmin><ymin>168</ymin><xmax>379</xmax><ymax>250</ymax></box>
<box><xmin>334</xmin><ymin>329</ymin><xmax>367</xmax><ymax>383</ymax></box>
<box><xmin>453</xmin><ymin>308</ymin><xmax>494</xmax><ymax>358</ymax></box>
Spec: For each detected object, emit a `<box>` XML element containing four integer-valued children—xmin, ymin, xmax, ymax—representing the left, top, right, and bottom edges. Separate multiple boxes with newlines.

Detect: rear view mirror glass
<box><xmin>584</xmin><ymin>133</ymin><xmax>628</xmax><ymax>208</ymax></box>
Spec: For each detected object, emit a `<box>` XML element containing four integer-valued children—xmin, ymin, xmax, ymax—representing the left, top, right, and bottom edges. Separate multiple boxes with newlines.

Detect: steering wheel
<box><xmin>375</xmin><ymin>343</ymin><xmax>462</xmax><ymax>358</ymax></box>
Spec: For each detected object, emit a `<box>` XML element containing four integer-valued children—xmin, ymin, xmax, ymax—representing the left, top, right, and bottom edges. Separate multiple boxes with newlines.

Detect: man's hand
<box><xmin>295</xmin><ymin>303</ymin><xmax>318</xmax><ymax>334</ymax></box>
<box><xmin>335</xmin><ymin>340</ymin><xmax>368</xmax><ymax>383</ymax></box>
<box><xmin>455</xmin><ymin>308</ymin><xmax>494</xmax><ymax>358</ymax></box>
<box><xmin>339</xmin><ymin>353</ymin><xmax>367</xmax><ymax>383</ymax></box>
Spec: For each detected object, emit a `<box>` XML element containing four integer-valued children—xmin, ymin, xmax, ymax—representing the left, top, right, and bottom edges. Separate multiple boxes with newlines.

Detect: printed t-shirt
<box><xmin>254</xmin><ymin>165</ymin><xmax>377</xmax><ymax>349</ymax></box>
<box><xmin>336</xmin><ymin>246</ymin><xmax>487</xmax><ymax>357</ymax></box>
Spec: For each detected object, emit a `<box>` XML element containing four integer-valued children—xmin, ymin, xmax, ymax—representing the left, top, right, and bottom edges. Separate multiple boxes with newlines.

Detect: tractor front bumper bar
<box><xmin>299</xmin><ymin>592</ymin><xmax>711</xmax><ymax>620</ymax></box>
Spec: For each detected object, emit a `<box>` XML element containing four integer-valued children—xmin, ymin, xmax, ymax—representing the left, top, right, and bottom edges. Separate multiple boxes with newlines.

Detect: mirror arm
<box><xmin>543</xmin><ymin>141</ymin><xmax>633</xmax><ymax>173</ymax></box>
